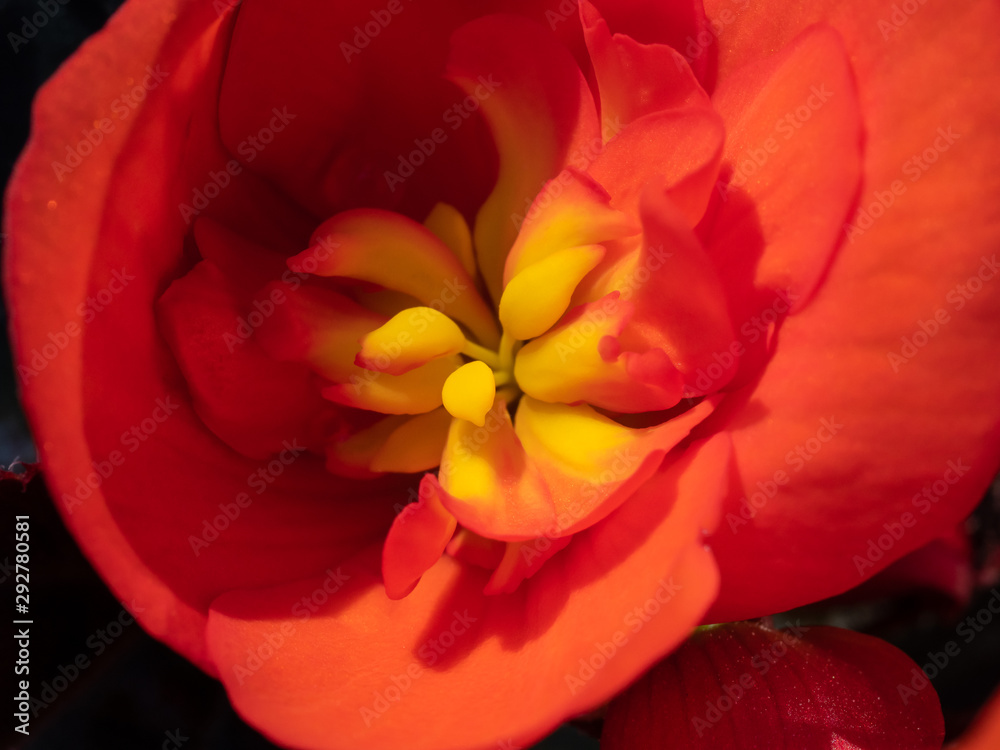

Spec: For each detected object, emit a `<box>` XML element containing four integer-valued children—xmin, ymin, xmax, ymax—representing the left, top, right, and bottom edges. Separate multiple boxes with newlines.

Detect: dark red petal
<box><xmin>587</xmin><ymin>0</ymin><xmax>712</xmax><ymax>85</ymax></box>
<box><xmin>218</xmin><ymin>0</ymin><xmax>498</xmax><ymax>219</ymax></box>
<box><xmin>603</xmin><ymin>622</ymin><xmax>944</xmax><ymax>750</ymax></box>
<box><xmin>192</xmin><ymin>218</ymin><xmax>292</xmax><ymax>299</ymax></box>
<box><xmin>156</xmin><ymin>259</ymin><xmax>333</xmax><ymax>458</ymax></box>
<box><xmin>847</xmin><ymin>527</ymin><xmax>973</xmax><ymax>608</ymax></box>
<box><xmin>206</xmin><ymin>435</ymin><xmax>731</xmax><ymax>750</ymax></box>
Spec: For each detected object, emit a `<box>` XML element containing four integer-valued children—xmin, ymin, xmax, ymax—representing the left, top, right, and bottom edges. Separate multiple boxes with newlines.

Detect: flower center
<box><xmin>441</xmin><ymin>332</ymin><xmax>521</xmax><ymax>426</ymax></box>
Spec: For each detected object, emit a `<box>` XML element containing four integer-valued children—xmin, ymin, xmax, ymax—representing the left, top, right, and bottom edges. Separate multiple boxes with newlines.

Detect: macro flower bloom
<box><xmin>5</xmin><ymin>0</ymin><xmax>1000</xmax><ymax>748</ymax></box>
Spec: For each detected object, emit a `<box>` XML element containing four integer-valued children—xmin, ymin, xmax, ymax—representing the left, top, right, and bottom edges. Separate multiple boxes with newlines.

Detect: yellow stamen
<box><xmin>442</xmin><ymin>361</ymin><xmax>497</xmax><ymax>426</ymax></box>
<box><xmin>498</xmin><ymin>331</ymin><xmax>518</xmax><ymax>373</ymax></box>
<box><xmin>359</xmin><ymin>307</ymin><xmax>466</xmax><ymax>375</ymax></box>
<box><xmin>498</xmin><ymin>245</ymin><xmax>605</xmax><ymax>340</ymax></box>
<box><xmin>461</xmin><ymin>341</ymin><xmax>503</xmax><ymax>370</ymax></box>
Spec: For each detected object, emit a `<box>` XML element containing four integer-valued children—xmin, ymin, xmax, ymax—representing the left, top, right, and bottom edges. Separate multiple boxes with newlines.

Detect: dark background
<box><xmin>0</xmin><ymin>1</ymin><xmax>998</xmax><ymax>749</ymax></box>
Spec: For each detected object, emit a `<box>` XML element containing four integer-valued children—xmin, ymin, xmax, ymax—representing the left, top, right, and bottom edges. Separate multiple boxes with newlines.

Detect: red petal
<box><xmin>381</xmin><ymin>475</ymin><xmax>457</xmax><ymax>600</ymax></box>
<box><xmin>581</xmin><ymin>0</ymin><xmax>712</xmax><ymax>128</ymax></box>
<box><xmin>484</xmin><ymin>535</ymin><xmax>573</xmax><ymax>595</ymax></box>
<box><xmin>603</xmin><ymin>622</ymin><xmax>945</xmax><ymax>750</ymax></box>
<box><xmin>156</xmin><ymin>260</ymin><xmax>334</xmax><ymax>458</ymax></box>
<box><xmin>3</xmin><ymin>0</ymin><xmax>405</xmax><ymax>674</ymax></box>
<box><xmin>586</xmin><ymin>0</ymin><xmax>713</xmax><ymax>85</ymax></box>
<box><xmin>206</xmin><ymin>435</ymin><xmax>730</xmax><ymax>750</ymax></box>
<box><xmin>588</xmin><ymin>108</ymin><xmax>725</xmax><ymax>225</ymax></box>
<box><xmin>618</xmin><ymin>188</ymin><xmax>737</xmax><ymax>391</ymax></box>
<box><xmin>4</xmin><ymin>0</ymin><xmax>228</xmax><ymax>671</ymax></box>
<box><xmin>192</xmin><ymin>218</ymin><xmax>292</xmax><ymax>299</ymax></box>
<box><xmin>706</xmin><ymin>24</ymin><xmax>862</xmax><ymax>317</ymax></box>
<box><xmin>702</xmin><ymin>0</ymin><xmax>1000</xmax><ymax>620</ymax></box>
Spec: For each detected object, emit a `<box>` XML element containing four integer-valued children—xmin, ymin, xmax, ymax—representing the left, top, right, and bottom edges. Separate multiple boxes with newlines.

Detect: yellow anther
<box><xmin>357</xmin><ymin>307</ymin><xmax>466</xmax><ymax>375</ymax></box>
<box><xmin>499</xmin><ymin>245</ymin><xmax>605</xmax><ymax>340</ymax></box>
<box><xmin>442</xmin><ymin>361</ymin><xmax>497</xmax><ymax>427</ymax></box>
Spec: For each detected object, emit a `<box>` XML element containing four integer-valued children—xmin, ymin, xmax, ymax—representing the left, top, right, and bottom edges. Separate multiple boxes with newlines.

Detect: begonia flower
<box><xmin>5</xmin><ymin>0</ymin><xmax>1000</xmax><ymax>748</ymax></box>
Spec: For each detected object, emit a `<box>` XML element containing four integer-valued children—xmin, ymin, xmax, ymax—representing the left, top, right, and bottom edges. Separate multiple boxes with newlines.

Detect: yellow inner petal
<box><xmin>424</xmin><ymin>202</ymin><xmax>477</xmax><ymax>279</ymax></box>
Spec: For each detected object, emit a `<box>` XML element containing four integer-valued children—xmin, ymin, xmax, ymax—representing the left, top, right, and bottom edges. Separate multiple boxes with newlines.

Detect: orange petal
<box><xmin>957</xmin><ymin>690</ymin><xmax>1000</xmax><ymax>750</ymax></box>
<box><xmin>502</xmin><ymin>168</ymin><xmax>637</xmax><ymax>287</ymax></box>
<box><xmin>619</xmin><ymin>188</ymin><xmax>737</xmax><ymax>392</ymax></box>
<box><xmin>484</xmin><ymin>535</ymin><xmax>573</xmax><ymax>596</ymax></box>
<box><xmin>445</xmin><ymin>528</ymin><xmax>507</xmax><ymax>570</ymax></box>
<box><xmin>205</xmin><ymin>435</ymin><xmax>731</xmax><ymax>750</ymax></box>
<box><xmin>588</xmin><ymin>108</ymin><xmax>725</xmax><ymax>226</ymax></box>
<box><xmin>701</xmin><ymin>0</ymin><xmax>1000</xmax><ymax>621</ymax></box>
<box><xmin>325</xmin><ymin>408</ymin><xmax>452</xmax><ymax>479</ymax></box>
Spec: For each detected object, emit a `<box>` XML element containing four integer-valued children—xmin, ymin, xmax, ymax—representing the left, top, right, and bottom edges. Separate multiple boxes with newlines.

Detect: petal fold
<box><xmin>707</xmin><ymin>23</ymin><xmax>862</xmax><ymax>316</ymax></box>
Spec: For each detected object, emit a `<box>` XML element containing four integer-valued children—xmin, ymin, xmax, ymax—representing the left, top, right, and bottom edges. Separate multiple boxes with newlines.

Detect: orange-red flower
<box><xmin>5</xmin><ymin>1</ymin><xmax>1000</xmax><ymax>748</ymax></box>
